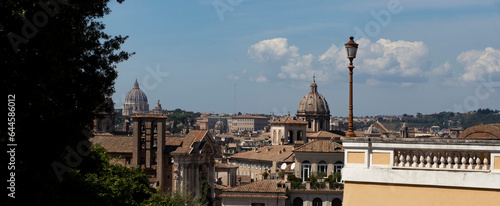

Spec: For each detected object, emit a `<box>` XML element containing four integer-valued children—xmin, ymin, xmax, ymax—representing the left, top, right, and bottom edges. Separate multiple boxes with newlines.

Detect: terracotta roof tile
<box><xmin>270</xmin><ymin>116</ymin><xmax>307</xmax><ymax>124</ymax></box>
<box><xmin>294</xmin><ymin>140</ymin><xmax>344</xmax><ymax>153</ymax></box>
<box><xmin>229</xmin><ymin>145</ymin><xmax>294</xmax><ymax>162</ymax></box>
<box><xmin>306</xmin><ymin>131</ymin><xmax>343</xmax><ymax>138</ymax></box>
<box><xmin>91</xmin><ymin>135</ymin><xmax>133</xmax><ymax>153</ymax></box>
<box><xmin>224</xmin><ymin>180</ymin><xmax>286</xmax><ymax>193</ymax></box>
<box><xmin>91</xmin><ymin>134</ymin><xmax>185</xmax><ymax>154</ymax></box>
<box><xmin>216</xmin><ymin>162</ymin><xmax>238</xmax><ymax>169</ymax></box>
<box><xmin>171</xmin><ymin>130</ymin><xmax>215</xmax><ymax>154</ymax></box>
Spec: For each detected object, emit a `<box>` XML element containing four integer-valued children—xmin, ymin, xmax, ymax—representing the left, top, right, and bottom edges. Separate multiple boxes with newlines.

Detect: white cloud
<box><xmin>318</xmin><ymin>38</ymin><xmax>430</xmax><ymax>84</ymax></box>
<box><xmin>428</xmin><ymin>61</ymin><xmax>451</xmax><ymax>76</ymax></box>
<box><xmin>279</xmin><ymin>54</ymin><xmax>314</xmax><ymax>80</ymax></box>
<box><xmin>247</xmin><ymin>38</ymin><xmax>298</xmax><ymax>62</ymax></box>
<box><xmin>457</xmin><ymin>47</ymin><xmax>500</xmax><ymax>82</ymax></box>
<box><xmin>357</xmin><ymin>38</ymin><xmax>428</xmax><ymax>77</ymax></box>
<box><xmin>248</xmin><ymin>37</ymin><xmax>444</xmax><ymax>85</ymax></box>
<box><xmin>255</xmin><ymin>75</ymin><xmax>268</xmax><ymax>83</ymax></box>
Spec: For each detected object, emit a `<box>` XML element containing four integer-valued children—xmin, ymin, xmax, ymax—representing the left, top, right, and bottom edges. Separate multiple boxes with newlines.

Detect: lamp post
<box><xmin>345</xmin><ymin>36</ymin><xmax>358</xmax><ymax>137</ymax></box>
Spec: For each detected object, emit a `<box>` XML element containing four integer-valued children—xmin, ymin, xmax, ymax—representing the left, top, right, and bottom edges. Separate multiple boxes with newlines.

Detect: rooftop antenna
<box><xmin>234</xmin><ymin>83</ymin><xmax>236</xmax><ymax>114</ymax></box>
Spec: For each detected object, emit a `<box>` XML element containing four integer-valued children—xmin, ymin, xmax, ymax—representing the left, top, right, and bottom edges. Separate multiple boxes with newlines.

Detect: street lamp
<box><xmin>345</xmin><ymin>36</ymin><xmax>358</xmax><ymax>137</ymax></box>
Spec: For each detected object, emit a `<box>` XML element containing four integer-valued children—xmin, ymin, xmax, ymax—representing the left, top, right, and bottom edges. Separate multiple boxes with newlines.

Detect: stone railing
<box><xmin>393</xmin><ymin>150</ymin><xmax>490</xmax><ymax>171</ymax></box>
<box><xmin>341</xmin><ymin>137</ymin><xmax>500</xmax><ymax>173</ymax></box>
<box><xmin>341</xmin><ymin>137</ymin><xmax>500</xmax><ymax>190</ymax></box>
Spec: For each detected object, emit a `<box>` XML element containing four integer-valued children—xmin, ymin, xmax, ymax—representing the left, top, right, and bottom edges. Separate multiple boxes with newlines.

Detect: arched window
<box><xmin>297</xmin><ymin>130</ymin><xmax>302</xmax><ymax>140</ymax></box>
<box><xmin>317</xmin><ymin>161</ymin><xmax>327</xmax><ymax>177</ymax></box>
<box><xmin>334</xmin><ymin>161</ymin><xmax>344</xmax><ymax>174</ymax></box>
<box><xmin>293</xmin><ymin>197</ymin><xmax>303</xmax><ymax>206</ymax></box>
<box><xmin>289</xmin><ymin>130</ymin><xmax>294</xmax><ymax>143</ymax></box>
<box><xmin>332</xmin><ymin>198</ymin><xmax>342</xmax><ymax>206</ymax></box>
<box><xmin>313</xmin><ymin>198</ymin><xmax>322</xmax><ymax>206</ymax></box>
<box><xmin>301</xmin><ymin>161</ymin><xmax>311</xmax><ymax>181</ymax></box>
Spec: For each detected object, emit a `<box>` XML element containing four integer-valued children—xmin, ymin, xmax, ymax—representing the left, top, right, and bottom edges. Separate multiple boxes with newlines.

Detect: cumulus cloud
<box><xmin>247</xmin><ymin>38</ymin><xmax>298</xmax><ymax>62</ymax></box>
<box><xmin>248</xmin><ymin>38</ymin><xmax>324</xmax><ymax>81</ymax></box>
<box><xmin>319</xmin><ymin>38</ymin><xmax>429</xmax><ymax>78</ymax></box>
<box><xmin>457</xmin><ymin>47</ymin><xmax>500</xmax><ymax>82</ymax></box>
<box><xmin>279</xmin><ymin>54</ymin><xmax>314</xmax><ymax>80</ymax></box>
<box><xmin>428</xmin><ymin>61</ymin><xmax>451</xmax><ymax>76</ymax></box>
<box><xmin>255</xmin><ymin>75</ymin><xmax>268</xmax><ymax>83</ymax></box>
<box><xmin>248</xmin><ymin>37</ymin><xmax>493</xmax><ymax>86</ymax></box>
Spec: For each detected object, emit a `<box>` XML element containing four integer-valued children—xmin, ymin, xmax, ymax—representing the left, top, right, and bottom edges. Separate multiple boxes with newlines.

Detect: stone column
<box><xmin>132</xmin><ymin>118</ymin><xmax>141</xmax><ymax>167</ymax></box>
<box><xmin>157</xmin><ymin>118</ymin><xmax>166</xmax><ymax>189</ymax></box>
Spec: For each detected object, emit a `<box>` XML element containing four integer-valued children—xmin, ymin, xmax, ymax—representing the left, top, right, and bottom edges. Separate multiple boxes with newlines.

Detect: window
<box><xmin>332</xmin><ymin>198</ymin><xmax>342</xmax><ymax>206</ymax></box>
<box><xmin>313</xmin><ymin>198</ymin><xmax>322</xmax><ymax>206</ymax></box>
<box><xmin>293</xmin><ymin>197</ymin><xmax>303</xmax><ymax>206</ymax></box>
<box><xmin>302</xmin><ymin>161</ymin><xmax>311</xmax><ymax>181</ymax></box>
<box><xmin>334</xmin><ymin>161</ymin><xmax>344</xmax><ymax>174</ymax></box>
<box><xmin>251</xmin><ymin>203</ymin><xmax>265</xmax><ymax>206</ymax></box>
<box><xmin>318</xmin><ymin>161</ymin><xmax>327</xmax><ymax>177</ymax></box>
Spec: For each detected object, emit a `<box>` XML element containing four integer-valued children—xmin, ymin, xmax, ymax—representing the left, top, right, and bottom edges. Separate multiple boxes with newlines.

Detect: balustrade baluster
<box><xmin>483</xmin><ymin>157</ymin><xmax>489</xmax><ymax>170</ymax></box>
<box><xmin>405</xmin><ymin>151</ymin><xmax>411</xmax><ymax>167</ymax></box>
<box><xmin>453</xmin><ymin>152</ymin><xmax>459</xmax><ymax>169</ymax></box>
<box><xmin>446</xmin><ymin>153</ymin><xmax>453</xmax><ymax>169</ymax></box>
<box><xmin>475</xmin><ymin>154</ymin><xmax>482</xmax><ymax>170</ymax></box>
<box><xmin>432</xmin><ymin>153</ymin><xmax>439</xmax><ymax>168</ymax></box>
<box><xmin>418</xmin><ymin>152</ymin><xmax>425</xmax><ymax>168</ymax></box>
<box><xmin>460</xmin><ymin>152</ymin><xmax>467</xmax><ymax>169</ymax></box>
<box><xmin>394</xmin><ymin>152</ymin><xmax>399</xmax><ymax>167</ymax></box>
<box><xmin>399</xmin><ymin>152</ymin><xmax>405</xmax><ymax>167</ymax></box>
<box><xmin>425</xmin><ymin>153</ymin><xmax>431</xmax><ymax>168</ymax></box>
<box><xmin>467</xmin><ymin>153</ymin><xmax>474</xmax><ymax>170</ymax></box>
<box><xmin>412</xmin><ymin>151</ymin><xmax>418</xmax><ymax>168</ymax></box>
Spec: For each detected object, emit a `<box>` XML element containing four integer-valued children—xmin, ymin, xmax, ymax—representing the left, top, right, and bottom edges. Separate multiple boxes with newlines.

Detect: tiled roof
<box><xmin>91</xmin><ymin>134</ymin><xmax>133</xmax><ymax>153</ymax></box>
<box><xmin>215</xmin><ymin>162</ymin><xmax>238</xmax><ymax>169</ymax></box>
<box><xmin>270</xmin><ymin>116</ymin><xmax>307</xmax><ymax>124</ymax></box>
<box><xmin>91</xmin><ymin>134</ymin><xmax>185</xmax><ymax>154</ymax></box>
<box><xmin>229</xmin><ymin>145</ymin><xmax>294</xmax><ymax>163</ymax></box>
<box><xmin>306</xmin><ymin>131</ymin><xmax>343</xmax><ymax>138</ymax></box>
<box><xmin>294</xmin><ymin>140</ymin><xmax>344</xmax><ymax>153</ymax></box>
<box><xmin>459</xmin><ymin>124</ymin><xmax>500</xmax><ymax>139</ymax></box>
<box><xmin>224</xmin><ymin>180</ymin><xmax>286</xmax><ymax>193</ymax></box>
<box><xmin>171</xmin><ymin>130</ymin><xmax>215</xmax><ymax>154</ymax></box>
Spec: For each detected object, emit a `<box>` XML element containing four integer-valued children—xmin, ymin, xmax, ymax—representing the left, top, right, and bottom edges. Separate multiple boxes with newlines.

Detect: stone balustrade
<box><xmin>341</xmin><ymin>137</ymin><xmax>500</xmax><ymax>173</ymax></box>
<box><xmin>341</xmin><ymin>137</ymin><xmax>500</xmax><ymax>190</ymax></box>
<box><xmin>393</xmin><ymin>150</ymin><xmax>490</xmax><ymax>171</ymax></box>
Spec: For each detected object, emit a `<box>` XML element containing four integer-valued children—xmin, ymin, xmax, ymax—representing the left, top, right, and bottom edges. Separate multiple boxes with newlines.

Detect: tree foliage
<box><xmin>1</xmin><ymin>0</ymin><xmax>132</xmax><ymax>205</ymax></box>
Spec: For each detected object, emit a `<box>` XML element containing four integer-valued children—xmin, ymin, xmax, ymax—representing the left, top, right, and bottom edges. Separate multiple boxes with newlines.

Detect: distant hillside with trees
<box><xmin>374</xmin><ymin>108</ymin><xmax>500</xmax><ymax>131</ymax></box>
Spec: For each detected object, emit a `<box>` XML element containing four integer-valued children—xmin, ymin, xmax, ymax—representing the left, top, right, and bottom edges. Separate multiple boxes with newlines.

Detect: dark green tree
<box><xmin>199</xmin><ymin>180</ymin><xmax>212</xmax><ymax>206</ymax></box>
<box><xmin>1</xmin><ymin>0</ymin><xmax>133</xmax><ymax>205</ymax></box>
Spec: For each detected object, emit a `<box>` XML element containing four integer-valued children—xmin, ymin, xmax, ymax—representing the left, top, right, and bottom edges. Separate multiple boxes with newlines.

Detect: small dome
<box><xmin>124</xmin><ymin>79</ymin><xmax>148</xmax><ymax>105</ymax></box>
<box><xmin>296</xmin><ymin>77</ymin><xmax>330</xmax><ymax>115</ymax></box>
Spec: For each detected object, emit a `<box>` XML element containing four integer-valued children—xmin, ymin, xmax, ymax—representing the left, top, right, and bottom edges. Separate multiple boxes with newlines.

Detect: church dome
<box><xmin>122</xmin><ymin>79</ymin><xmax>149</xmax><ymax>116</ymax></box>
<box><xmin>124</xmin><ymin>79</ymin><xmax>148</xmax><ymax>105</ymax></box>
<box><xmin>297</xmin><ymin>78</ymin><xmax>330</xmax><ymax>115</ymax></box>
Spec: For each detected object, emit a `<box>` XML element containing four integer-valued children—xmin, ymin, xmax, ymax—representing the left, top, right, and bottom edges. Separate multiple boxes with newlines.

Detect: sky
<box><xmin>103</xmin><ymin>0</ymin><xmax>500</xmax><ymax>116</ymax></box>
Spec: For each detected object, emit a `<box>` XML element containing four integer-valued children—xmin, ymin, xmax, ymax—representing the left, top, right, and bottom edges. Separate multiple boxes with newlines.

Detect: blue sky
<box><xmin>104</xmin><ymin>0</ymin><xmax>500</xmax><ymax>116</ymax></box>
